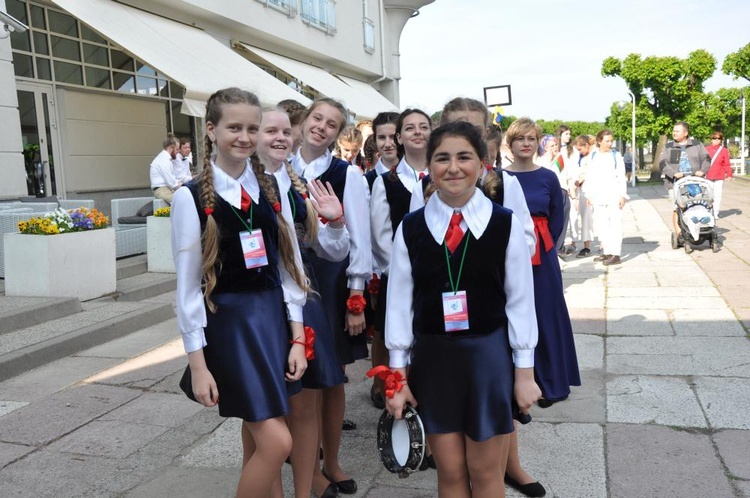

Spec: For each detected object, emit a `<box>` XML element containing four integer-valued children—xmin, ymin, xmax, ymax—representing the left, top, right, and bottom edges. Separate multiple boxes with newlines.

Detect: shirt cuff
<box><xmin>389</xmin><ymin>349</ymin><xmax>411</xmax><ymax>368</ymax></box>
<box><xmin>513</xmin><ymin>348</ymin><xmax>535</xmax><ymax>369</ymax></box>
<box><xmin>326</xmin><ymin>225</ymin><xmax>346</xmax><ymax>239</ymax></box>
<box><xmin>286</xmin><ymin>303</ymin><xmax>304</xmax><ymax>323</ymax></box>
<box><xmin>182</xmin><ymin>328</ymin><xmax>207</xmax><ymax>354</ymax></box>
<box><xmin>347</xmin><ymin>276</ymin><xmax>366</xmax><ymax>291</ymax></box>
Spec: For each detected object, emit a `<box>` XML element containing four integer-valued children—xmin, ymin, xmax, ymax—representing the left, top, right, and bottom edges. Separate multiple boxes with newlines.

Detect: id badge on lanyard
<box><xmin>240</xmin><ymin>229</ymin><xmax>268</xmax><ymax>269</ymax></box>
<box><xmin>442</xmin><ymin>290</ymin><xmax>469</xmax><ymax>332</ymax></box>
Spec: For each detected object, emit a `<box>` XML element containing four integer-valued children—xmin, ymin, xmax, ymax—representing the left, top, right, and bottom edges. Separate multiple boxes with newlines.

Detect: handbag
<box><xmin>178</xmin><ymin>366</ymin><xmax>198</xmax><ymax>403</ymax></box>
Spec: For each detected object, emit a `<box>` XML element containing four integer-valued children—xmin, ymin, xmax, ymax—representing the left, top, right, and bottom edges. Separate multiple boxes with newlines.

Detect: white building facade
<box><xmin>0</xmin><ymin>0</ymin><xmax>433</xmax><ymax>205</ymax></box>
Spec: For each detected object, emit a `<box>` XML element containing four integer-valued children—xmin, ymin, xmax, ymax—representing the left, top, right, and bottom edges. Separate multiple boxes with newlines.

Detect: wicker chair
<box><xmin>0</xmin><ymin>208</ymin><xmax>46</xmax><ymax>278</ymax></box>
<box><xmin>111</xmin><ymin>197</ymin><xmax>155</xmax><ymax>258</ymax></box>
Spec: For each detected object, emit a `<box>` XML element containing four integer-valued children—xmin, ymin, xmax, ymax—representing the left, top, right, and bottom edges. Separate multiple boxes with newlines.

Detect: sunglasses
<box><xmin>711</xmin><ymin>137</ymin><xmax>721</xmax><ymax>140</ymax></box>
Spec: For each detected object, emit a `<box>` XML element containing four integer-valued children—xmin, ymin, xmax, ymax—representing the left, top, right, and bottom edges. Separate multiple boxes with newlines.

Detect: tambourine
<box><xmin>377</xmin><ymin>405</ymin><xmax>425</xmax><ymax>478</ymax></box>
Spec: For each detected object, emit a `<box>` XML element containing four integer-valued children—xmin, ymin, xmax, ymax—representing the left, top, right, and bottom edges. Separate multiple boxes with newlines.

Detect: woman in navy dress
<box><xmin>387</xmin><ymin>121</ymin><xmax>541</xmax><ymax>498</ymax></box>
<box><xmin>504</xmin><ymin>117</ymin><xmax>581</xmax><ymax>407</ymax></box>
<box><xmin>172</xmin><ymin>88</ymin><xmax>309</xmax><ymax>497</ymax></box>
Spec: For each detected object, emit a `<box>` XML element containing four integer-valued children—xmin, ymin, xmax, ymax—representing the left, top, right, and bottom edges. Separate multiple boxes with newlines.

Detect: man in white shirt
<box><xmin>173</xmin><ymin>138</ymin><xmax>193</xmax><ymax>184</ymax></box>
<box><xmin>150</xmin><ymin>135</ymin><xmax>180</xmax><ymax>204</ymax></box>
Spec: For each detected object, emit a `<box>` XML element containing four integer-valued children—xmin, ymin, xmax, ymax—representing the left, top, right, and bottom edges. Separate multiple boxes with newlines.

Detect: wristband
<box><xmin>290</xmin><ymin>326</ymin><xmax>315</xmax><ymax>360</ymax></box>
<box><xmin>366</xmin><ymin>366</ymin><xmax>407</xmax><ymax>398</ymax></box>
<box><xmin>346</xmin><ymin>295</ymin><xmax>367</xmax><ymax>315</ymax></box>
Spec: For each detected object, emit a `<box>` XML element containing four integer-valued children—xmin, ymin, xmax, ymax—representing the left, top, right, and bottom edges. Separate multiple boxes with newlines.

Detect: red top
<box><xmin>705</xmin><ymin>144</ymin><xmax>733</xmax><ymax>181</ymax></box>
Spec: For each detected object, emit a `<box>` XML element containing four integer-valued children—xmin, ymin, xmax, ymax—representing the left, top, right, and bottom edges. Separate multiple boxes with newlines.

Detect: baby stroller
<box><xmin>670</xmin><ymin>176</ymin><xmax>719</xmax><ymax>253</ymax></box>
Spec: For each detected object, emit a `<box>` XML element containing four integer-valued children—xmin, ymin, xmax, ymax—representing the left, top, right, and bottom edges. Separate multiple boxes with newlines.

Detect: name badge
<box><xmin>240</xmin><ymin>229</ymin><xmax>268</xmax><ymax>269</ymax></box>
<box><xmin>442</xmin><ymin>290</ymin><xmax>469</xmax><ymax>332</ymax></box>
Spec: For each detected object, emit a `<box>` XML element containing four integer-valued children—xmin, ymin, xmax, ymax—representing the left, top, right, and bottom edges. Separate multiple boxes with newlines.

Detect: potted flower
<box><xmin>147</xmin><ymin>206</ymin><xmax>174</xmax><ymax>273</ymax></box>
<box><xmin>4</xmin><ymin>207</ymin><xmax>116</xmax><ymax>300</ymax></box>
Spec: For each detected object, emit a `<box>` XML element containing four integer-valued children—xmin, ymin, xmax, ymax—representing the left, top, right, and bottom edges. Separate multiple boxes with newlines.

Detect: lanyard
<box><xmin>230</xmin><ymin>201</ymin><xmax>254</xmax><ymax>232</ymax></box>
<box><xmin>444</xmin><ymin>235</ymin><xmax>470</xmax><ymax>295</ymax></box>
<box><xmin>288</xmin><ymin>190</ymin><xmax>296</xmax><ymax>221</ymax></box>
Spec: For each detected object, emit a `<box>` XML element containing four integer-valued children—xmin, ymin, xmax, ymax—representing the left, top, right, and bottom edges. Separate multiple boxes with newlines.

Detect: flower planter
<box><xmin>3</xmin><ymin>228</ymin><xmax>116</xmax><ymax>301</ymax></box>
<box><xmin>147</xmin><ymin>216</ymin><xmax>175</xmax><ymax>273</ymax></box>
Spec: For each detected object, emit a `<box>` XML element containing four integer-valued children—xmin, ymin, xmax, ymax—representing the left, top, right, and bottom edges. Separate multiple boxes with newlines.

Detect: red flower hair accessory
<box><xmin>346</xmin><ymin>295</ymin><xmax>367</xmax><ymax>315</ymax></box>
<box><xmin>290</xmin><ymin>326</ymin><xmax>315</xmax><ymax>360</ymax></box>
<box><xmin>203</xmin><ymin>207</ymin><xmax>214</xmax><ymax>216</ymax></box>
<box><xmin>366</xmin><ymin>366</ymin><xmax>407</xmax><ymax>399</ymax></box>
<box><xmin>272</xmin><ymin>202</ymin><xmax>281</xmax><ymax>213</ymax></box>
<box><xmin>301</xmin><ymin>193</ymin><xmax>308</xmax><ymax>200</ymax></box>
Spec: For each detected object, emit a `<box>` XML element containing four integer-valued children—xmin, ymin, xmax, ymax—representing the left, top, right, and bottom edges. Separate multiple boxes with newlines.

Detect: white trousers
<box><xmin>578</xmin><ymin>191</ymin><xmax>594</xmax><ymax>242</ymax></box>
<box><xmin>712</xmin><ymin>180</ymin><xmax>724</xmax><ymax>216</ymax></box>
<box><xmin>592</xmin><ymin>202</ymin><xmax>623</xmax><ymax>256</ymax></box>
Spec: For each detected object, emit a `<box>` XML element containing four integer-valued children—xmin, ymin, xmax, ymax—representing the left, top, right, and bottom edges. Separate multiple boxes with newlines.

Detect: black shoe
<box><xmin>370</xmin><ymin>389</ymin><xmax>385</xmax><ymax>410</ymax></box>
<box><xmin>576</xmin><ymin>248</ymin><xmax>591</xmax><ymax>258</ymax></box>
<box><xmin>341</xmin><ymin>419</ymin><xmax>357</xmax><ymax>431</ymax></box>
<box><xmin>505</xmin><ymin>474</ymin><xmax>547</xmax><ymax>497</ymax></box>
<box><xmin>322</xmin><ymin>468</ymin><xmax>357</xmax><ymax>495</ymax></box>
<box><xmin>317</xmin><ymin>482</ymin><xmax>338</xmax><ymax>498</ymax></box>
<box><xmin>343</xmin><ymin>374</ymin><xmax>349</xmax><ymax>383</ymax></box>
<box><xmin>419</xmin><ymin>453</ymin><xmax>436</xmax><ymax>471</ymax></box>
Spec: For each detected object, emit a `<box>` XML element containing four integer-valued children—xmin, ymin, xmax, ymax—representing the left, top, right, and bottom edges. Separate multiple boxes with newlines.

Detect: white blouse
<box><xmin>385</xmin><ymin>189</ymin><xmax>538</xmax><ymax>369</ymax></box>
<box><xmin>408</xmin><ymin>169</ymin><xmax>537</xmax><ymax>258</ymax></box>
<box><xmin>172</xmin><ymin>161</ymin><xmax>306</xmax><ymax>354</ymax></box>
<box><xmin>272</xmin><ymin>164</ymin><xmax>350</xmax><ymax>262</ymax></box>
<box><xmin>370</xmin><ymin>158</ymin><xmax>426</xmax><ymax>276</ymax></box>
<box><xmin>292</xmin><ymin>149</ymin><xmax>371</xmax><ymax>290</ymax></box>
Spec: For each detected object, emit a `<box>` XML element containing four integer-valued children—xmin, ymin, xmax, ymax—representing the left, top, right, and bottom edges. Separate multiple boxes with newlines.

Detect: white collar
<box><xmin>423</xmin><ymin>188</ymin><xmax>491</xmax><ymax>243</ymax></box>
<box><xmin>212</xmin><ymin>159</ymin><xmax>260</xmax><ymax>209</ymax></box>
<box><xmin>375</xmin><ymin>158</ymin><xmax>394</xmax><ymax>176</ymax></box>
<box><xmin>271</xmin><ymin>165</ymin><xmax>291</xmax><ymax>194</ymax></box>
<box><xmin>292</xmin><ymin>148</ymin><xmax>332</xmax><ymax>180</ymax></box>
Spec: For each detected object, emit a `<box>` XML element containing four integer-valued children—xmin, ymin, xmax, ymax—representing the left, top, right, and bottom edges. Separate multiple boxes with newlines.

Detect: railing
<box><xmin>255</xmin><ymin>0</ymin><xmax>298</xmax><ymax>17</ymax></box>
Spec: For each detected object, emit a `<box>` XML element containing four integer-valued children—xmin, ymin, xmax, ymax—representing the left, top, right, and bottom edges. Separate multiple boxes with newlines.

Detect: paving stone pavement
<box><xmin>0</xmin><ymin>181</ymin><xmax>748</xmax><ymax>497</ymax></box>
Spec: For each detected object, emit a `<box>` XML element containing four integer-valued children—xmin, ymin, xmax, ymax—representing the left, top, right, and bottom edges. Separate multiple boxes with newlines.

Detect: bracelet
<box><xmin>366</xmin><ymin>366</ymin><xmax>407</xmax><ymax>398</ymax></box>
<box><xmin>324</xmin><ymin>214</ymin><xmax>345</xmax><ymax>225</ymax></box>
<box><xmin>346</xmin><ymin>295</ymin><xmax>367</xmax><ymax>315</ymax></box>
<box><xmin>289</xmin><ymin>326</ymin><xmax>315</xmax><ymax>360</ymax></box>
<box><xmin>367</xmin><ymin>273</ymin><xmax>380</xmax><ymax>294</ymax></box>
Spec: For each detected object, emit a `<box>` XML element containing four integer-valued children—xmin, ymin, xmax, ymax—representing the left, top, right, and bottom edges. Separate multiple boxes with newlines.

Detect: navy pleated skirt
<box><xmin>204</xmin><ymin>288</ymin><xmax>300</xmax><ymax>422</ymax></box>
<box><xmin>374</xmin><ymin>275</ymin><xmax>388</xmax><ymax>335</ymax></box>
<box><xmin>307</xmin><ymin>253</ymin><xmax>368</xmax><ymax>365</ymax></box>
<box><xmin>409</xmin><ymin>327</ymin><xmax>515</xmax><ymax>442</ymax></box>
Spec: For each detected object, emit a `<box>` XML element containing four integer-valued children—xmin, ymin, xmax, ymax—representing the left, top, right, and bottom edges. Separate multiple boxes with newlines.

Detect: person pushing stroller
<box><xmin>659</xmin><ymin>121</ymin><xmax>710</xmax><ymax>245</ymax></box>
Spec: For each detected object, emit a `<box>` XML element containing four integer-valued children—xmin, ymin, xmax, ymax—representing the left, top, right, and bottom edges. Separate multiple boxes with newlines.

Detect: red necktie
<box><xmin>241</xmin><ymin>186</ymin><xmax>251</xmax><ymax>212</ymax></box>
<box><xmin>445</xmin><ymin>211</ymin><xmax>464</xmax><ymax>253</ymax></box>
<box><xmin>418</xmin><ymin>172</ymin><xmax>425</xmax><ymax>180</ymax></box>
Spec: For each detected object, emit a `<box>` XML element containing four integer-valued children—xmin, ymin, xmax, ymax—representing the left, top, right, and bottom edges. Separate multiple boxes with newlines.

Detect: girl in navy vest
<box><xmin>291</xmin><ymin>98</ymin><xmax>371</xmax><ymax>495</ymax></box>
<box><xmin>504</xmin><ymin>118</ymin><xmax>581</xmax><ymax>410</ymax></box>
<box><xmin>172</xmin><ymin>88</ymin><xmax>309</xmax><ymax>497</ymax></box>
<box><xmin>258</xmin><ymin>108</ymin><xmax>349</xmax><ymax>498</ymax></box>
<box><xmin>386</xmin><ymin>121</ymin><xmax>540</xmax><ymax>498</ymax></box>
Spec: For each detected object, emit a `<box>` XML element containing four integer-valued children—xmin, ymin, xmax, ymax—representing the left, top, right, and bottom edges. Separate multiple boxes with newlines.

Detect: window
<box><xmin>9</xmin><ymin>0</ymin><xmax>186</xmax><ymax>106</ymax></box>
<box><xmin>255</xmin><ymin>0</ymin><xmax>297</xmax><ymax>17</ymax></box>
<box><xmin>363</xmin><ymin>18</ymin><xmax>375</xmax><ymax>53</ymax></box>
<box><xmin>301</xmin><ymin>0</ymin><xmax>336</xmax><ymax>35</ymax></box>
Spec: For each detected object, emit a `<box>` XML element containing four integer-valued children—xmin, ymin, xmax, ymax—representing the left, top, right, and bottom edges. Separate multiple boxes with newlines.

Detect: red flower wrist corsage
<box><xmin>367</xmin><ymin>273</ymin><xmax>380</xmax><ymax>294</ymax></box>
<box><xmin>366</xmin><ymin>366</ymin><xmax>407</xmax><ymax>399</ymax></box>
<box><xmin>290</xmin><ymin>326</ymin><xmax>315</xmax><ymax>360</ymax></box>
<box><xmin>272</xmin><ymin>202</ymin><xmax>281</xmax><ymax>213</ymax></box>
<box><xmin>346</xmin><ymin>295</ymin><xmax>367</xmax><ymax>315</ymax></box>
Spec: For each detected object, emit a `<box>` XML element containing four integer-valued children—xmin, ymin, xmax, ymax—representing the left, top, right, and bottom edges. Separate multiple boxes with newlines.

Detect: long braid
<box><xmin>482</xmin><ymin>168</ymin><xmax>501</xmax><ymax>200</ymax></box>
<box><xmin>199</xmin><ymin>134</ymin><xmax>220</xmax><ymax>313</ymax></box>
<box><xmin>284</xmin><ymin>161</ymin><xmax>319</xmax><ymax>243</ymax></box>
<box><xmin>250</xmin><ymin>155</ymin><xmax>310</xmax><ymax>293</ymax></box>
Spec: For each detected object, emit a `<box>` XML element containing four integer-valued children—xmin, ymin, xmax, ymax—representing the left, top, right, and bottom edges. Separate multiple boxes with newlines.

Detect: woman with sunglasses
<box><xmin>705</xmin><ymin>132</ymin><xmax>733</xmax><ymax>219</ymax></box>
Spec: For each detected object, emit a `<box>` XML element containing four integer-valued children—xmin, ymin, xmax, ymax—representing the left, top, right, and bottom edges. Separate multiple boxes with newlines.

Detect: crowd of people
<box><xmin>169</xmin><ymin>86</ymin><xmax>734</xmax><ymax>498</ymax></box>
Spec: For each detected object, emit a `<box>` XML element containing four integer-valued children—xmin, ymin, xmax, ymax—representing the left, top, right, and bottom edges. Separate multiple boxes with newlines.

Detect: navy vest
<box><xmin>364</xmin><ymin>169</ymin><xmax>379</xmax><ymax>193</ymax></box>
<box><xmin>186</xmin><ymin>181</ymin><xmax>281</xmax><ymax>294</ymax></box>
<box><xmin>382</xmin><ymin>172</ymin><xmax>412</xmax><ymax>237</ymax></box>
<box><xmin>402</xmin><ymin>204</ymin><xmax>512</xmax><ymax>336</ymax></box>
<box><xmin>316</xmin><ymin>157</ymin><xmax>350</xmax><ymax>203</ymax></box>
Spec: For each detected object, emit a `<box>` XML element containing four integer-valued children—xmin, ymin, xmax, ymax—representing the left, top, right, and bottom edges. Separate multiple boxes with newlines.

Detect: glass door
<box><xmin>16</xmin><ymin>82</ymin><xmax>62</xmax><ymax>197</ymax></box>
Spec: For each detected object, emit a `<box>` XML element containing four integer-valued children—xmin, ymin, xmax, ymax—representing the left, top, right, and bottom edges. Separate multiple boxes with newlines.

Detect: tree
<box><xmin>722</xmin><ymin>43</ymin><xmax>750</xmax><ymax>83</ymax></box>
<box><xmin>602</xmin><ymin>50</ymin><xmax>716</xmax><ymax>179</ymax></box>
<box><xmin>686</xmin><ymin>88</ymin><xmax>743</xmax><ymax>142</ymax></box>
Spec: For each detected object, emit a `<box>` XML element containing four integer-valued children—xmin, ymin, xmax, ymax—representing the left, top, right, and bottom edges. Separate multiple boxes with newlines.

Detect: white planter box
<box><xmin>147</xmin><ymin>216</ymin><xmax>175</xmax><ymax>273</ymax></box>
<box><xmin>4</xmin><ymin>228</ymin><xmax>116</xmax><ymax>301</ymax></box>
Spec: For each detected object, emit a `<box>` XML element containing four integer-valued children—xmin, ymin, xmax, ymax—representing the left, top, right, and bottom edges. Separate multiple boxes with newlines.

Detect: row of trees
<box><xmin>603</xmin><ymin>43</ymin><xmax>749</xmax><ymax>178</ymax></box>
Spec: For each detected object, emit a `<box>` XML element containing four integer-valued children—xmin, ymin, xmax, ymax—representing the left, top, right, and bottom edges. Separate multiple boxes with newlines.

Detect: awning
<box><xmin>238</xmin><ymin>43</ymin><xmax>397</xmax><ymax>119</ymax></box>
<box><xmin>51</xmin><ymin>0</ymin><xmax>310</xmax><ymax>117</ymax></box>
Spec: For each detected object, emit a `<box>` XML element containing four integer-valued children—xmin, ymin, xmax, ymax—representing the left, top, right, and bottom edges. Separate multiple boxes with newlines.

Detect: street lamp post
<box><xmin>627</xmin><ymin>90</ymin><xmax>637</xmax><ymax>186</ymax></box>
<box><xmin>742</xmin><ymin>92</ymin><xmax>746</xmax><ymax>176</ymax></box>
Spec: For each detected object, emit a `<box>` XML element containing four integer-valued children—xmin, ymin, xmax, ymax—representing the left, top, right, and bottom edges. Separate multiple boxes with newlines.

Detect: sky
<box><xmin>398</xmin><ymin>0</ymin><xmax>750</xmax><ymax>123</ymax></box>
